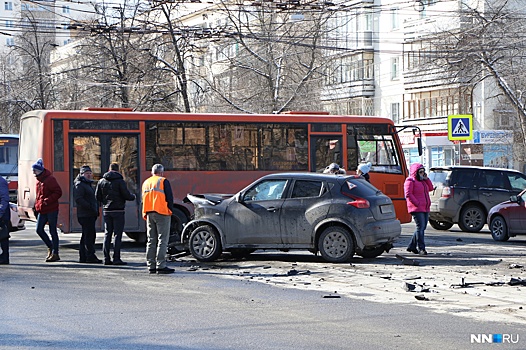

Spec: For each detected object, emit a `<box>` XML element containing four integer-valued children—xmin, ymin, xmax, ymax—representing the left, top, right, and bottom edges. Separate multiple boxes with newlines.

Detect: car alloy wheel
<box><xmin>189</xmin><ymin>225</ymin><xmax>222</xmax><ymax>262</ymax></box>
<box><xmin>458</xmin><ymin>205</ymin><xmax>485</xmax><ymax>233</ymax></box>
<box><xmin>490</xmin><ymin>216</ymin><xmax>510</xmax><ymax>242</ymax></box>
<box><xmin>318</xmin><ymin>226</ymin><xmax>355</xmax><ymax>263</ymax></box>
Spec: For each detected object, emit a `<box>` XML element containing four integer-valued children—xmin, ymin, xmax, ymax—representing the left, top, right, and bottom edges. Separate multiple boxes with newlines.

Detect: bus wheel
<box><xmin>189</xmin><ymin>225</ymin><xmax>222</xmax><ymax>262</ymax></box>
<box><xmin>124</xmin><ymin>232</ymin><xmax>147</xmax><ymax>243</ymax></box>
<box><xmin>168</xmin><ymin>208</ymin><xmax>188</xmax><ymax>253</ymax></box>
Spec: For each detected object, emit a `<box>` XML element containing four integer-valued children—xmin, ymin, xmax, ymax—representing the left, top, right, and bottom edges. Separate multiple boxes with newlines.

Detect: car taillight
<box><xmin>442</xmin><ymin>186</ymin><xmax>452</xmax><ymax>198</ymax></box>
<box><xmin>342</xmin><ymin>192</ymin><xmax>370</xmax><ymax>208</ymax></box>
<box><xmin>347</xmin><ymin>199</ymin><xmax>370</xmax><ymax>208</ymax></box>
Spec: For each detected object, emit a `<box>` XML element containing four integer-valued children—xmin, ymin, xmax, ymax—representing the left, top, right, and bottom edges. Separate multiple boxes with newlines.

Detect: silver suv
<box><xmin>428</xmin><ymin>166</ymin><xmax>526</xmax><ymax>232</ymax></box>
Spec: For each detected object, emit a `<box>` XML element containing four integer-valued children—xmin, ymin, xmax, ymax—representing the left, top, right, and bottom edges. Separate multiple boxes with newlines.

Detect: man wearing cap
<box><xmin>73</xmin><ymin>165</ymin><xmax>101</xmax><ymax>263</ymax></box>
<box><xmin>32</xmin><ymin>158</ymin><xmax>63</xmax><ymax>262</ymax></box>
<box><xmin>323</xmin><ymin>163</ymin><xmax>346</xmax><ymax>174</ymax></box>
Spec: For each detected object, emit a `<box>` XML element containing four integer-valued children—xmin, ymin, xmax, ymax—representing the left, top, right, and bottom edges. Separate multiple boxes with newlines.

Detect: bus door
<box><xmin>70</xmin><ymin>134</ymin><xmax>140</xmax><ymax>233</ymax></box>
<box><xmin>309</xmin><ymin>136</ymin><xmax>344</xmax><ymax>172</ymax></box>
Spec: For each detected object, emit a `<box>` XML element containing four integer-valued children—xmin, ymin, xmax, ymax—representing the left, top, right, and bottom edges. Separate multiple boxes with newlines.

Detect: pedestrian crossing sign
<box><xmin>448</xmin><ymin>114</ymin><xmax>473</xmax><ymax>141</ymax></box>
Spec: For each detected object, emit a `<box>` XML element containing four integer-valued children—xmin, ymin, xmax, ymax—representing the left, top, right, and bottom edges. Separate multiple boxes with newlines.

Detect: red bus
<box><xmin>18</xmin><ymin>108</ymin><xmax>414</xmax><ymax>242</ymax></box>
<box><xmin>0</xmin><ymin>134</ymin><xmax>19</xmax><ymax>202</ymax></box>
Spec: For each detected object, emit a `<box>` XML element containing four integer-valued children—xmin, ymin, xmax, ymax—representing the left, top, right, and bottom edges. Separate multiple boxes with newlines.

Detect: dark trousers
<box><xmin>36</xmin><ymin>211</ymin><xmax>59</xmax><ymax>254</ymax></box>
<box><xmin>78</xmin><ymin>216</ymin><xmax>97</xmax><ymax>261</ymax></box>
<box><xmin>0</xmin><ymin>238</ymin><xmax>8</xmax><ymax>262</ymax></box>
<box><xmin>103</xmin><ymin>211</ymin><xmax>125</xmax><ymax>261</ymax></box>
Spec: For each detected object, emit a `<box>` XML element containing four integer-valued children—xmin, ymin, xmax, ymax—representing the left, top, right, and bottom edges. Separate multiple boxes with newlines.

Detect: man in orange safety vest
<box><xmin>142</xmin><ymin>164</ymin><xmax>174</xmax><ymax>275</ymax></box>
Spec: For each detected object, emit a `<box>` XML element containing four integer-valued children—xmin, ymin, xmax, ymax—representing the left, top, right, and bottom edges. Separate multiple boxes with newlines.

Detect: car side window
<box><xmin>291</xmin><ymin>180</ymin><xmax>323</xmax><ymax>199</ymax></box>
<box><xmin>507</xmin><ymin>173</ymin><xmax>526</xmax><ymax>192</ymax></box>
<box><xmin>453</xmin><ymin>170</ymin><xmax>477</xmax><ymax>188</ymax></box>
<box><xmin>481</xmin><ymin>170</ymin><xmax>509</xmax><ymax>189</ymax></box>
<box><xmin>244</xmin><ymin>180</ymin><xmax>287</xmax><ymax>201</ymax></box>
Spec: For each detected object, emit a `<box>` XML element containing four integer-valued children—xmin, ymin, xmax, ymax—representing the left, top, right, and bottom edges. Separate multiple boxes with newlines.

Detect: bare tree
<box><xmin>407</xmin><ymin>0</ymin><xmax>526</xmax><ymax>166</ymax></box>
<box><xmin>10</xmin><ymin>11</ymin><xmax>57</xmax><ymax>110</ymax></box>
<box><xmin>189</xmin><ymin>1</ymin><xmax>338</xmax><ymax>114</ymax></box>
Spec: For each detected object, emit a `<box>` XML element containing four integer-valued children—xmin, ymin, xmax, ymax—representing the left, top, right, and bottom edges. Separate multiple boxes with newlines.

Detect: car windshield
<box><xmin>429</xmin><ymin>170</ymin><xmax>448</xmax><ymax>185</ymax></box>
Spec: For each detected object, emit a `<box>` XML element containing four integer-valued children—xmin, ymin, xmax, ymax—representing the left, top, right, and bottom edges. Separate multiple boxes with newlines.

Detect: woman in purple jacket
<box><xmin>404</xmin><ymin>163</ymin><xmax>433</xmax><ymax>255</ymax></box>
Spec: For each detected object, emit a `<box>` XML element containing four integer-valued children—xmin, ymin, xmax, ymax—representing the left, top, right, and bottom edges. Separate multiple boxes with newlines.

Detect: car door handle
<box><xmin>481</xmin><ymin>192</ymin><xmax>493</xmax><ymax>197</ymax></box>
<box><xmin>266</xmin><ymin>207</ymin><xmax>279</xmax><ymax>212</ymax></box>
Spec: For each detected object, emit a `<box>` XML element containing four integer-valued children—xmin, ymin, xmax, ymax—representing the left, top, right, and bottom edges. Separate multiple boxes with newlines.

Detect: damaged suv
<box><xmin>182</xmin><ymin>173</ymin><xmax>401</xmax><ymax>263</ymax></box>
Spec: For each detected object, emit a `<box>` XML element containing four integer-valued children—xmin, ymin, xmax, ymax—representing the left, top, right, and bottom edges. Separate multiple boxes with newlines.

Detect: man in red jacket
<box><xmin>32</xmin><ymin>158</ymin><xmax>63</xmax><ymax>262</ymax></box>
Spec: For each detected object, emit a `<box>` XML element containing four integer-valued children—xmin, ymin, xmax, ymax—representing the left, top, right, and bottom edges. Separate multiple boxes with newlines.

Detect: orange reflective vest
<box><xmin>141</xmin><ymin>176</ymin><xmax>172</xmax><ymax>219</ymax></box>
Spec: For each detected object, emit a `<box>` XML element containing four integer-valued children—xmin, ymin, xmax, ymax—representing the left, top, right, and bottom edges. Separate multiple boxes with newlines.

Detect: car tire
<box><xmin>318</xmin><ymin>226</ymin><xmax>355</xmax><ymax>263</ymax></box>
<box><xmin>458</xmin><ymin>204</ymin><xmax>486</xmax><ymax>233</ymax></box>
<box><xmin>490</xmin><ymin>216</ymin><xmax>510</xmax><ymax>242</ymax></box>
<box><xmin>429</xmin><ymin>219</ymin><xmax>453</xmax><ymax>231</ymax></box>
<box><xmin>358</xmin><ymin>246</ymin><xmax>384</xmax><ymax>259</ymax></box>
<box><xmin>189</xmin><ymin>225</ymin><xmax>222</xmax><ymax>262</ymax></box>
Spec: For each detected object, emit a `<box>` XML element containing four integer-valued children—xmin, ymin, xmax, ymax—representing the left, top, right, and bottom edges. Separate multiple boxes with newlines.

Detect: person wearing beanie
<box><xmin>32</xmin><ymin>158</ymin><xmax>63</xmax><ymax>262</ymax></box>
<box><xmin>357</xmin><ymin>162</ymin><xmax>372</xmax><ymax>183</ymax></box>
<box><xmin>95</xmin><ymin>162</ymin><xmax>136</xmax><ymax>266</ymax></box>
<box><xmin>73</xmin><ymin>165</ymin><xmax>101</xmax><ymax>264</ymax></box>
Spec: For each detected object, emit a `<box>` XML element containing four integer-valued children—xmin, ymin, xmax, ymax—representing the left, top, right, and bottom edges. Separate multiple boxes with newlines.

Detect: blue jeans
<box><xmin>408</xmin><ymin>212</ymin><xmax>429</xmax><ymax>251</ymax></box>
<box><xmin>103</xmin><ymin>211</ymin><xmax>125</xmax><ymax>261</ymax></box>
<box><xmin>36</xmin><ymin>211</ymin><xmax>59</xmax><ymax>254</ymax></box>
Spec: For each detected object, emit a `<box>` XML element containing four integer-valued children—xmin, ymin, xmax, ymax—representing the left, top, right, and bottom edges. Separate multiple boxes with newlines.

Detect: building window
<box><xmin>4</xmin><ymin>1</ymin><xmax>12</xmax><ymax>10</ymax></box>
<box><xmin>391</xmin><ymin>57</ymin><xmax>399</xmax><ymax>80</ymax></box>
<box><xmin>62</xmin><ymin>5</ymin><xmax>70</xmax><ymax>13</ymax></box>
<box><xmin>6</xmin><ymin>37</ymin><xmax>14</xmax><ymax>46</ymax></box>
<box><xmin>390</xmin><ymin>8</ymin><xmax>399</xmax><ymax>30</ymax></box>
<box><xmin>5</xmin><ymin>20</ymin><xmax>13</xmax><ymax>27</ymax></box>
<box><xmin>404</xmin><ymin>88</ymin><xmax>472</xmax><ymax>119</ymax></box>
<box><xmin>391</xmin><ymin>103</ymin><xmax>400</xmax><ymax>124</ymax></box>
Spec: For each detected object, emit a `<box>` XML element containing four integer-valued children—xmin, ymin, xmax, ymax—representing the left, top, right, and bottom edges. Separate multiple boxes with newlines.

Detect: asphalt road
<box><xmin>1</xmin><ymin>222</ymin><xmax>525</xmax><ymax>350</ymax></box>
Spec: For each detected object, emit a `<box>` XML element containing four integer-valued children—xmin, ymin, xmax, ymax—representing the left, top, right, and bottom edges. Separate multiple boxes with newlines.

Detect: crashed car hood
<box><xmin>184</xmin><ymin>193</ymin><xmax>235</xmax><ymax>206</ymax></box>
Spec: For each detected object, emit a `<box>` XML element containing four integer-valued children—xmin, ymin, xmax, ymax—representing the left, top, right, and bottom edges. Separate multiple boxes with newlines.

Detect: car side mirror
<box><xmin>510</xmin><ymin>195</ymin><xmax>518</xmax><ymax>203</ymax></box>
<box><xmin>237</xmin><ymin>192</ymin><xmax>245</xmax><ymax>204</ymax></box>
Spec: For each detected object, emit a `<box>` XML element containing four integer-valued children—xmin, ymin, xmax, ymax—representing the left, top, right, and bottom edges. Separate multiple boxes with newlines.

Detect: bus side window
<box><xmin>346</xmin><ymin>135</ymin><xmax>358</xmax><ymax>171</ymax></box>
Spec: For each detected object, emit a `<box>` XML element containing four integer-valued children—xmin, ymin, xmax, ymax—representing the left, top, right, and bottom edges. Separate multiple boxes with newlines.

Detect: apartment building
<box><xmin>46</xmin><ymin>0</ymin><xmax>525</xmax><ymax>171</ymax></box>
<box><xmin>374</xmin><ymin>0</ymin><xmax>521</xmax><ymax>171</ymax></box>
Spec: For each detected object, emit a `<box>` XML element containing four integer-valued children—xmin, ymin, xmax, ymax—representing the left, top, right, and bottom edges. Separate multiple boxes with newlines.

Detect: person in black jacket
<box><xmin>73</xmin><ymin>165</ymin><xmax>101</xmax><ymax>264</ymax></box>
<box><xmin>95</xmin><ymin>163</ymin><xmax>136</xmax><ymax>265</ymax></box>
<box><xmin>0</xmin><ymin>176</ymin><xmax>11</xmax><ymax>265</ymax></box>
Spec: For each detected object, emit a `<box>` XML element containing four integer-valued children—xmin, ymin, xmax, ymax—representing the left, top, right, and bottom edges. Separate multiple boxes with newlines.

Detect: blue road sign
<box><xmin>448</xmin><ymin>115</ymin><xmax>473</xmax><ymax>140</ymax></box>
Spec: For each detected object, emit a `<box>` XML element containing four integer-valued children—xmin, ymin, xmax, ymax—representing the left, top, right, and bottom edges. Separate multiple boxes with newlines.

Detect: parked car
<box><xmin>487</xmin><ymin>189</ymin><xmax>526</xmax><ymax>241</ymax></box>
<box><xmin>181</xmin><ymin>173</ymin><xmax>401</xmax><ymax>263</ymax></box>
<box><xmin>8</xmin><ymin>202</ymin><xmax>25</xmax><ymax>232</ymax></box>
<box><xmin>428</xmin><ymin>166</ymin><xmax>526</xmax><ymax>233</ymax></box>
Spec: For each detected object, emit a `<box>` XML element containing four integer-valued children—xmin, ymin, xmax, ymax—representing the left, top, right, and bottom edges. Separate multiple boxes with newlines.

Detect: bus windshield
<box><xmin>0</xmin><ymin>136</ymin><xmax>18</xmax><ymax>177</ymax></box>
